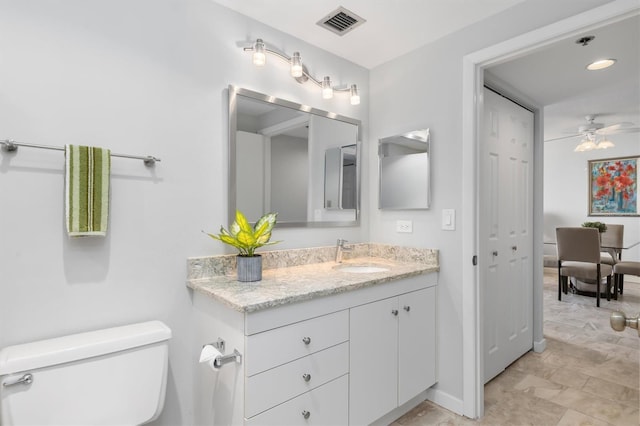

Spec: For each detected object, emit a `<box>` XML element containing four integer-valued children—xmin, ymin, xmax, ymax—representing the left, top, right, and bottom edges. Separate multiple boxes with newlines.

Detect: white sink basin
<box><xmin>334</xmin><ymin>265</ymin><xmax>390</xmax><ymax>273</ymax></box>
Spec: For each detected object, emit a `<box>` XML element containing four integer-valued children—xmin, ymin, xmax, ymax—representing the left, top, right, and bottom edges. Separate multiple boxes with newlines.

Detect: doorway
<box><xmin>461</xmin><ymin>1</ymin><xmax>639</xmax><ymax>419</ymax></box>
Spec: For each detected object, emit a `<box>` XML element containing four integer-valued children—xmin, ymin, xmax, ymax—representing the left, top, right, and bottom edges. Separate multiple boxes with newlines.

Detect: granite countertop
<box><xmin>187</xmin><ymin>243</ymin><xmax>438</xmax><ymax>313</ymax></box>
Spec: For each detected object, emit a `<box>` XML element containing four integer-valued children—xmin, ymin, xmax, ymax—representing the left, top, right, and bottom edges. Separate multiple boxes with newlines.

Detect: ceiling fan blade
<box><xmin>596</xmin><ymin>122</ymin><xmax>636</xmax><ymax>134</ymax></box>
<box><xmin>544</xmin><ymin>133</ymin><xmax>580</xmax><ymax>142</ymax></box>
<box><xmin>605</xmin><ymin>126</ymin><xmax>640</xmax><ymax>134</ymax></box>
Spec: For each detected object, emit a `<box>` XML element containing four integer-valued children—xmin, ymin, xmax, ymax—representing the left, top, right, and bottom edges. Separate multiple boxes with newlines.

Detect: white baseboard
<box><xmin>533</xmin><ymin>338</ymin><xmax>546</xmax><ymax>353</ymax></box>
<box><xmin>425</xmin><ymin>387</ymin><xmax>465</xmax><ymax>416</ymax></box>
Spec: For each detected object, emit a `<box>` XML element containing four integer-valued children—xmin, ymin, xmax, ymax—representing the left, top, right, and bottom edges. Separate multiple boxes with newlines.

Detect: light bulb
<box><xmin>252</xmin><ymin>39</ymin><xmax>266</xmax><ymax>66</ymax></box>
<box><xmin>597</xmin><ymin>138</ymin><xmax>615</xmax><ymax>149</ymax></box>
<box><xmin>322</xmin><ymin>76</ymin><xmax>333</xmax><ymax>99</ymax></box>
<box><xmin>586</xmin><ymin>59</ymin><xmax>616</xmax><ymax>71</ymax></box>
<box><xmin>290</xmin><ymin>52</ymin><xmax>303</xmax><ymax>78</ymax></box>
<box><xmin>350</xmin><ymin>84</ymin><xmax>360</xmax><ymax>105</ymax></box>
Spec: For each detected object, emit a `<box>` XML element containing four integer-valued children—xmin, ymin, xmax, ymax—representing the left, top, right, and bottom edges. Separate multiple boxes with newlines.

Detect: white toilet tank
<box><xmin>0</xmin><ymin>320</ymin><xmax>171</xmax><ymax>426</ymax></box>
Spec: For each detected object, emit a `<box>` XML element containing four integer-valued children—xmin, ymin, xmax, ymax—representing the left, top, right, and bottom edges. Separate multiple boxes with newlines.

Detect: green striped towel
<box><xmin>65</xmin><ymin>145</ymin><xmax>111</xmax><ymax>237</ymax></box>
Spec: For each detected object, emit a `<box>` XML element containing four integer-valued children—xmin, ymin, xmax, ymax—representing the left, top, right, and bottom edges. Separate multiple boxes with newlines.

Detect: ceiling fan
<box><xmin>546</xmin><ymin>115</ymin><xmax>640</xmax><ymax>151</ymax></box>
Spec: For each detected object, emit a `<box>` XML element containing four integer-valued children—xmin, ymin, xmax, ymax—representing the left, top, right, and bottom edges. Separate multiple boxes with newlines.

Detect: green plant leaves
<box><xmin>205</xmin><ymin>210</ymin><xmax>280</xmax><ymax>256</ymax></box>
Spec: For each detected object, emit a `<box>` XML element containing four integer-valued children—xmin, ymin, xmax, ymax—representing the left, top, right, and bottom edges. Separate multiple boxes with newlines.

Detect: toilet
<box><xmin>0</xmin><ymin>320</ymin><xmax>171</xmax><ymax>425</ymax></box>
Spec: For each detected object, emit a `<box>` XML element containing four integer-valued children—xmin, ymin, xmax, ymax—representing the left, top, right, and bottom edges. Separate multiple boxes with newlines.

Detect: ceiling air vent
<box><xmin>316</xmin><ymin>6</ymin><xmax>366</xmax><ymax>36</ymax></box>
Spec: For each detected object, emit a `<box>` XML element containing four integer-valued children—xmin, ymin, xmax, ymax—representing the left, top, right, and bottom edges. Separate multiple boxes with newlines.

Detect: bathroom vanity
<box><xmin>187</xmin><ymin>244</ymin><xmax>438</xmax><ymax>425</ymax></box>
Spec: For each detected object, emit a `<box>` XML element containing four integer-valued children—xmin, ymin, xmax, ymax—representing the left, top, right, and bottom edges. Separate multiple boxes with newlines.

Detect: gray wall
<box><xmin>0</xmin><ymin>1</ymin><xmax>367</xmax><ymax>425</ymax></box>
<box><xmin>368</xmin><ymin>0</ymin><xmax>611</xmax><ymax>409</ymax></box>
<box><xmin>544</xmin><ymin>132</ymin><xmax>640</xmax><ymax>261</ymax></box>
<box><xmin>0</xmin><ymin>0</ymin><xmax>619</xmax><ymax>423</ymax></box>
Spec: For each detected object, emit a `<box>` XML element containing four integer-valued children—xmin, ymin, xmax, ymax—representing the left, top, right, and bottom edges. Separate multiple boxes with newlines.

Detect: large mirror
<box><xmin>379</xmin><ymin>129</ymin><xmax>431</xmax><ymax>209</ymax></box>
<box><xmin>229</xmin><ymin>86</ymin><xmax>361</xmax><ymax>227</ymax></box>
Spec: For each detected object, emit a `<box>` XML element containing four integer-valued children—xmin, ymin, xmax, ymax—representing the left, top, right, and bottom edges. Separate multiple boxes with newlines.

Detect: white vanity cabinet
<box><xmin>192</xmin><ymin>271</ymin><xmax>437</xmax><ymax>426</ymax></box>
<box><xmin>349</xmin><ymin>287</ymin><xmax>436</xmax><ymax>425</ymax></box>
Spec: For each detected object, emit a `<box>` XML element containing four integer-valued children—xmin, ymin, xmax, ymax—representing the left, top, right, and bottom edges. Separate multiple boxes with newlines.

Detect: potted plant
<box><xmin>205</xmin><ymin>210</ymin><xmax>280</xmax><ymax>282</ymax></box>
<box><xmin>581</xmin><ymin>221</ymin><xmax>608</xmax><ymax>233</ymax></box>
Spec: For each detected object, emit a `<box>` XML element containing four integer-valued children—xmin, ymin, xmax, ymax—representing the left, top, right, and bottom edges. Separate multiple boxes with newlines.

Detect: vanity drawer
<box><xmin>245</xmin><ymin>310</ymin><xmax>348</xmax><ymax>376</ymax></box>
<box><xmin>245</xmin><ymin>374</ymin><xmax>348</xmax><ymax>426</ymax></box>
<box><xmin>245</xmin><ymin>342</ymin><xmax>348</xmax><ymax>418</ymax></box>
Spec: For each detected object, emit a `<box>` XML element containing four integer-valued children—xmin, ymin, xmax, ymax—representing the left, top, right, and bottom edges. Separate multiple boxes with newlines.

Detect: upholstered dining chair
<box><xmin>600</xmin><ymin>224</ymin><xmax>624</xmax><ymax>266</ymax></box>
<box><xmin>613</xmin><ymin>261</ymin><xmax>640</xmax><ymax>296</ymax></box>
<box><xmin>556</xmin><ymin>227</ymin><xmax>613</xmax><ymax>307</ymax></box>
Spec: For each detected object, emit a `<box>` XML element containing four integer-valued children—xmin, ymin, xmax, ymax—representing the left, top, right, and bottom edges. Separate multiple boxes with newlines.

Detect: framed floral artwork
<box><xmin>588</xmin><ymin>156</ymin><xmax>638</xmax><ymax>216</ymax></box>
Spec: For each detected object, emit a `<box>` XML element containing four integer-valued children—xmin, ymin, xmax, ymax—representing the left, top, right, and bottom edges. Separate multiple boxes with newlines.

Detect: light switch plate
<box><xmin>396</xmin><ymin>220</ymin><xmax>413</xmax><ymax>233</ymax></box>
<box><xmin>442</xmin><ymin>209</ymin><xmax>455</xmax><ymax>231</ymax></box>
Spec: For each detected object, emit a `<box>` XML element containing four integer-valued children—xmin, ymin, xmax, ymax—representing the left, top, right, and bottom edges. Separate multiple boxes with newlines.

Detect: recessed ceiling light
<box><xmin>586</xmin><ymin>59</ymin><xmax>617</xmax><ymax>70</ymax></box>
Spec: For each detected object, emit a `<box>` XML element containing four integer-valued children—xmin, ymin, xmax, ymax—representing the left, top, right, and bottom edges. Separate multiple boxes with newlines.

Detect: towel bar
<box><xmin>1</xmin><ymin>139</ymin><xmax>160</xmax><ymax>167</ymax></box>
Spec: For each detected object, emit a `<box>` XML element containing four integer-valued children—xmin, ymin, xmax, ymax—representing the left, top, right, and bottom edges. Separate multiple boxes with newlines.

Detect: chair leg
<box><xmin>558</xmin><ymin>268</ymin><xmax>562</xmax><ymax>301</ymax></box>
<box><xmin>619</xmin><ymin>274</ymin><xmax>624</xmax><ymax>294</ymax></box>
<box><xmin>596</xmin><ymin>267</ymin><xmax>601</xmax><ymax>308</ymax></box>
<box><xmin>606</xmin><ymin>275</ymin><xmax>611</xmax><ymax>302</ymax></box>
<box><xmin>613</xmin><ymin>274</ymin><xmax>619</xmax><ymax>300</ymax></box>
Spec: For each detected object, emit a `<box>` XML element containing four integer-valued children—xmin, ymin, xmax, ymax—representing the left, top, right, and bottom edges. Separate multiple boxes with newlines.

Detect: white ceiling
<box><xmin>487</xmin><ymin>13</ymin><xmax>640</xmax><ymax>142</ymax></box>
<box><xmin>214</xmin><ymin>1</ymin><xmax>639</xmax><ymax>143</ymax></box>
<box><xmin>212</xmin><ymin>0</ymin><xmax>524</xmax><ymax>69</ymax></box>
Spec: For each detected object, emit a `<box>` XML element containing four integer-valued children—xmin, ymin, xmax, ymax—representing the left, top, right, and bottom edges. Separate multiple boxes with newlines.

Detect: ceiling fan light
<box><xmin>574</xmin><ymin>138</ymin><xmax>597</xmax><ymax>152</ymax></box>
<box><xmin>586</xmin><ymin>58</ymin><xmax>616</xmax><ymax>71</ymax></box>
<box><xmin>597</xmin><ymin>138</ymin><xmax>615</xmax><ymax>149</ymax></box>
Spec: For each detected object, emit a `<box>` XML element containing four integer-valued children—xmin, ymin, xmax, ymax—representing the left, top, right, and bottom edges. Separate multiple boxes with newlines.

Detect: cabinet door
<box><xmin>349</xmin><ymin>296</ymin><xmax>398</xmax><ymax>426</ymax></box>
<box><xmin>398</xmin><ymin>287</ymin><xmax>436</xmax><ymax>405</ymax></box>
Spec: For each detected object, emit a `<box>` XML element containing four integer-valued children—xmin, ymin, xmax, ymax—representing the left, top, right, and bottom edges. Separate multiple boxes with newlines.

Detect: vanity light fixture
<box><xmin>252</xmin><ymin>39</ymin><xmax>266</xmax><ymax>66</ymax></box>
<box><xmin>290</xmin><ymin>52</ymin><xmax>303</xmax><ymax>78</ymax></box>
<box><xmin>349</xmin><ymin>84</ymin><xmax>360</xmax><ymax>105</ymax></box>
<box><xmin>243</xmin><ymin>38</ymin><xmax>360</xmax><ymax>105</ymax></box>
<box><xmin>322</xmin><ymin>76</ymin><xmax>333</xmax><ymax>99</ymax></box>
<box><xmin>586</xmin><ymin>58</ymin><xmax>617</xmax><ymax>70</ymax></box>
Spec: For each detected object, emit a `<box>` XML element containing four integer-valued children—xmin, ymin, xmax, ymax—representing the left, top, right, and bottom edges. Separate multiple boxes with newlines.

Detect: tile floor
<box><xmin>393</xmin><ymin>270</ymin><xmax>640</xmax><ymax>426</ymax></box>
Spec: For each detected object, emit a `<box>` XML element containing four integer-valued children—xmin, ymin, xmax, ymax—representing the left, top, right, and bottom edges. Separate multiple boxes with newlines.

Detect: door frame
<box><xmin>461</xmin><ymin>1</ymin><xmax>640</xmax><ymax>419</ymax></box>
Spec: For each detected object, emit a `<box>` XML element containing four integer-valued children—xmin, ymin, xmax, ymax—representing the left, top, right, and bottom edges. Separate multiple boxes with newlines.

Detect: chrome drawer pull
<box><xmin>302</xmin><ymin>336</ymin><xmax>311</xmax><ymax>345</ymax></box>
<box><xmin>302</xmin><ymin>373</ymin><xmax>311</xmax><ymax>382</ymax></box>
<box><xmin>302</xmin><ymin>410</ymin><xmax>311</xmax><ymax>419</ymax></box>
<box><xmin>391</xmin><ymin>309</ymin><xmax>398</xmax><ymax>316</ymax></box>
<box><xmin>3</xmin><ymin>373</ymin><xmax>33</xmax><ymax>387</ymax></box>
<box><xmin>404</xmin><ymin>305</ymin><xmax>411</xmax><ymax>312</ymax></box>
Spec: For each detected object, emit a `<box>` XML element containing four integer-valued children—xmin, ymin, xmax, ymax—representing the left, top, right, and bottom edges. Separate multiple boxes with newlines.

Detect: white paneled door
<box><xmin>481</xmin><ymin>88</ymin><xmax>534</xmax><ymax>383</ymax></box>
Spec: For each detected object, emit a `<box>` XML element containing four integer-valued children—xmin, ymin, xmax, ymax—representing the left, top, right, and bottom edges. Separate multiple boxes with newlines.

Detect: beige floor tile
<box><xmin>556</xmin><ymin>409</ymin><xmax>613</xmax><ymax>426</ymax></box>
<box><xmin>582</xmin><ymin>376</ymin><xmax>640</xmax><ymax>406</ymax></box>
<box><xmin>395</xmin><ymin>270</ymin><xmax>640</xmax><ymax>426</ymax></box>
<box><xmin>553</xmin><ymin>387</ymin><xmax>639</xmax><ymax>425</ymax></box>
<box><xmin>548</xmin><ymin>367</ymin><xmax>590</xmax><ymax>389</ymax></box>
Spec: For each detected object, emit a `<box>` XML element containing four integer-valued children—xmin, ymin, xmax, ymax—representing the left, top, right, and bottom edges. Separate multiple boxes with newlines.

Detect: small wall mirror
<box><xmin>229</xmin><ymin>86</ymin><xmax>361</xmax><ymax>227</ymax></box>
<box><xmin>379</xmin><ymin>129</ymin><xmax>431</xmax><ymax>209</ymax></box>
<box><xmin>325</xmin><ymin>145</ymin><xmax>357</xmax><ymax>210</ymax></box>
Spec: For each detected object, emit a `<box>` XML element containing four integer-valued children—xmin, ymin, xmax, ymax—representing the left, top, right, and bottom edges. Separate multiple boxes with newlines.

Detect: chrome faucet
<box><xmin>336</xmin><ymin>239</ymin><xmax>352</xmax><ymax>263</ymax></box>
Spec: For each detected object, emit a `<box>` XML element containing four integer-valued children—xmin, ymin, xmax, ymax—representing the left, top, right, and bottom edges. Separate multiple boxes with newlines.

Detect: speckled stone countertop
<box><xmin>187</xmin><ymin>243</ymin><xmax>438</xmax><ymax>313</ymax></box>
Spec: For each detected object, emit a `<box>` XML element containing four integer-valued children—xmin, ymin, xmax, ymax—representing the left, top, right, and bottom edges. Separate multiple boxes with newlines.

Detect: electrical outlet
<box><xmin>396</xmin><ymin>220</ymin><xmax>413</xmax><ymax>233</ymax></box>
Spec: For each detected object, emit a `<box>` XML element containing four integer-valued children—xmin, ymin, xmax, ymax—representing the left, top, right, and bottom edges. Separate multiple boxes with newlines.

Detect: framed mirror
<box><xmin>379</xmin><ymin>129</ymin><xmax>431</xmax><ymax>209</ymax></box>
<box><xmin>229</xmin><ymin>85</ymin><xmax>362</xmax><ymax>227</ymax></box>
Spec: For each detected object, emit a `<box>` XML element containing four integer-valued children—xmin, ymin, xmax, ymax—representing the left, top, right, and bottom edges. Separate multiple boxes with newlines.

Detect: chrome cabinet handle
<box><xmin>302</xmin><ymin>373</ymin><xmax>311</xmax><ymax>382</ymax></box>
<box><xmin>3</xmin><ymin>373</ymin><xmax>33</xmax><ymax>387</ymax></box>
<box><xmin>391</xmin><ymin>309</ymin><xmax>398</xmax><ymax>316</ymax></box>
<box><xmin>302</xmin><ymin>336</ymin><xmax>311</xmax><ymax>345</ymax></box>
<box><xmin>492</xmin><ymin>251</ymin><xmax>498</xmax><ymax>257</ymax></box>
<box><xmin>403</xmin><ymin>305</ymin><xmax>410</xmax><ymax>312</ymax></box>
<box><xmin>302</xmin><ymin>410</ymin><xmax>311</xmax><ymax>419</ymax></box>
<box><xmin>512</xmin><ymin>245</ymin><xmax>518</xmax><ymax>251</ymax></box>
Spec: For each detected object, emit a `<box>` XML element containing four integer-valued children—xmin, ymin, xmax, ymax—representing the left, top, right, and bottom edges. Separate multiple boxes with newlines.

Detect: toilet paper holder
<box><xmin>206</xmin><ymin>338</ymin><xmax>242</xmax><ymax>368</ymax></box>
